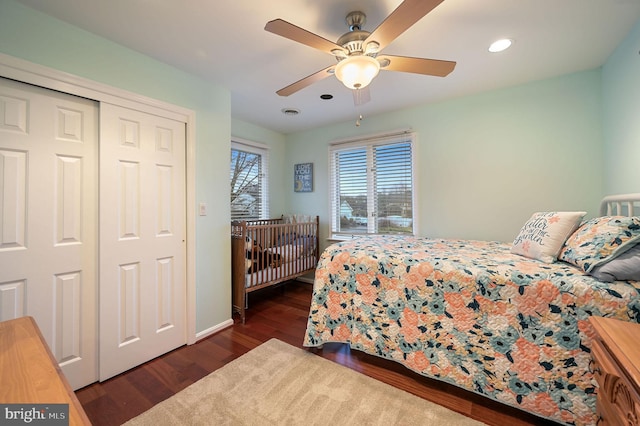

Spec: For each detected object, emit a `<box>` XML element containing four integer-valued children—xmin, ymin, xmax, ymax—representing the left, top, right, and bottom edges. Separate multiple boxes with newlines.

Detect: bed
<box><xmin>232</xmin><ymin>215</ymin><xmax>319</xmax><ymax>323</ymax></box>
<box><xmin>304</xmin><ymin>194</ymin><xmax>640</xmax><ymax>425</ymax></box>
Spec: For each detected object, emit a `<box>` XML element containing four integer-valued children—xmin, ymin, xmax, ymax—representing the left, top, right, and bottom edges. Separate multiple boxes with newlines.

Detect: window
<box><xmin>230</xmin><ymin>140</ymin><xmax>269</xmax><ymax>221</ymax></box>
<box><xmin>330</xmin><ymin>131</ymin><xmax>415</xmax><ymax>236</ymax></box>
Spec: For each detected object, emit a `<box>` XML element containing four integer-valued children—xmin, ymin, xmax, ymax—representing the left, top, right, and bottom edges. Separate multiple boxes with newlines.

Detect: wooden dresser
<box><xmin>0</xmin><ymin>316</ymin><xmax>91</xmax><ymax>425</ymax></box>
<box><xmin>589</xmin><ymin>316</ymin><xmax>640</xmax><ymax>426</ymax></box>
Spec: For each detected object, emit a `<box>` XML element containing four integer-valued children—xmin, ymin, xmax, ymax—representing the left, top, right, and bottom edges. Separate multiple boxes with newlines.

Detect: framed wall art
<box><xmin>294</xmin><ymin>163</ymin><xmax>313</xmax><ymax>192</ymax></box>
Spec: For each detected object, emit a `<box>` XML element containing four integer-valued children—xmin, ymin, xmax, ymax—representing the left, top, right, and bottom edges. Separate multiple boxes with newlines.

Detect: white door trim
<box><xmin>0</xmin><ymin>53</ymin><xmax>198</xmax><ymax>345</ymax></box>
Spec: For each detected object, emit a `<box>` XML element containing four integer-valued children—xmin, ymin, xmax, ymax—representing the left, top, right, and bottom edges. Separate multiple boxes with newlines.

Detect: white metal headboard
<box><xmin>599</xmin><ymin>193</ymin><xmax>640</xmax><ymax>217</ymax></box>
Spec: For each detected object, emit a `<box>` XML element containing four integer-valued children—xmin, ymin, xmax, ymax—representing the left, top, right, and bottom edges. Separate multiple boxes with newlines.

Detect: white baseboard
<box><xmin>194</xmin><ymin>319</ymin><xmax>234</xmax><ymax>342</ymax></box>
<box><xmin>193</xmin><ymin>278</ymin><xmax>312</xmax><ymax>343</ymax></box>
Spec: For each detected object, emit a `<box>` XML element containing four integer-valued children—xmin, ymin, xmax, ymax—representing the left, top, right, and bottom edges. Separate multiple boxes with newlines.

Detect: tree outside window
<box><xmin>230</xmin><ymin>142</ymin><xmax>268</xmax><ymax>221</ymax></box>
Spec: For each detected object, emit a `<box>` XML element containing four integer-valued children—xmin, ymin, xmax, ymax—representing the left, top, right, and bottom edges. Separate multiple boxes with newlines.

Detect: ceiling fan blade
<box><xmin>364</xmin><ymin>0</ymin><xmax>445</xmax><ymax>52</ymax></box>
<box><xmin>378</xmin><ymin>55</ymin><xmax>456</xmax><ymax>77</ymax></box>
<box><xmin>265</xmin><ymin>19</ymin><xmax>347</xmax><ymax>55</ymax></box>
<box><xmin>276</xmin><ymin>65</ymin><xmax>336</xmax><ymax>96</ymax></box>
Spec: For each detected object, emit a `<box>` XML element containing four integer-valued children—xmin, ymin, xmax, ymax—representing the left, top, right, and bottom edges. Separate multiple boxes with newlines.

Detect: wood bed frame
<box><xmin>231</xmin><ymin>215</ymin><xmax>320</xmax><ymax>323</ymax></box>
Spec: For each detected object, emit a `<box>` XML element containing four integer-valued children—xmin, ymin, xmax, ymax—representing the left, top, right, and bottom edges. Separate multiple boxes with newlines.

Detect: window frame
<box><xmin>230</xmin><ymin>138</ymin><xmax>269</xmax><ymax>221</ymax></box>
<box><xmin>329</xmin><ymin>130</ymin><xmax>417</xmax><ymax>238</ymax></box>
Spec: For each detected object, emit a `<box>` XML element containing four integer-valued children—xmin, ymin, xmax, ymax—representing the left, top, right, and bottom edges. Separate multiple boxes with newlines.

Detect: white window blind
<box><xmin>230</xmin><ymin>140</ymin><xmax>269</xmax><ymax>221</ymax></box>
<box><xmin>330</xmin><ymin>131</ymin><xmax>415</xmax><ymax>236</ymax></box>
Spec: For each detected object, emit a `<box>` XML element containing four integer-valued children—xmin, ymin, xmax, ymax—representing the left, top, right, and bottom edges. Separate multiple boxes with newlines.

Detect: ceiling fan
<box><xmin>265</xmin><ymin>0</ymin><xmax>456</xmax><ymax>98</ymax></box>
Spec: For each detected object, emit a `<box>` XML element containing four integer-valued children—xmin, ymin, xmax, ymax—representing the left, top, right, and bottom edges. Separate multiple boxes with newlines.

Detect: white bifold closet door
<box><xmin>0</xmin><ymin>77</ymin><xmax>98</xmax><ymax>389</ymax></box>
<box><xmin>98</xmin><ymin>103</ymin><xmax>187</xmax><ymax>381</ymax></box>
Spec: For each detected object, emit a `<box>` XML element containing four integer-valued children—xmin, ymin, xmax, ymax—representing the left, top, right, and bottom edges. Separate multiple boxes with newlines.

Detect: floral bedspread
<box><xmin>303</xmin><ymin>236</ymin><xmax>640</xmax><ymax>425</ymax></box>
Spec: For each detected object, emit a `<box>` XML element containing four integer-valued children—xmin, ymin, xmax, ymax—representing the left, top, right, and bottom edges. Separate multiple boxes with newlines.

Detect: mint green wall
<box><xmin>2</xmin><ymin>0</ymin><xmax>631</xmax><ymax>335</ymax></box>
<box><xmin>285</xmin><ymin>70</ymin><xmax>604</xmax><ymax>245</ymax></box>
<box><xmin>0</xmin><ymin>0</ymin><xmax>232</xmax><ymax>333</ymax></box>
<box><xmin>602</xmin><ymin>19</ymin><xmax>640</xmax><ymax>194</ymax></box>
<box><xmin>231</xmin><ymin>118</ymin><xmax>288</xmax><ymax>215</ymax></box>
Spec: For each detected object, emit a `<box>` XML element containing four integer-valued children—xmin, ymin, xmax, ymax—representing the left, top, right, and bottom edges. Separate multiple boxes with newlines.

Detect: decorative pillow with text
<box><xmin>511</xmin><ymin>211</ymin><xmax>586</xmax><ymax>263</ymax></box>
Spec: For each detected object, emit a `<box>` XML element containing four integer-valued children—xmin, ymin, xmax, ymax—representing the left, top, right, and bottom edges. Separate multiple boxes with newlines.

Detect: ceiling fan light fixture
<box><xmin>331</xmin><ymin>48</ymin><xmax>347</xmax><ymax>59</ymax></box>
<box><xmin>334</xmin><ymin>55</ymin><xmax>380</xmax><ymax>90</ymax></box>
<box><xmin>364</xmin><ymin>41</ymin><xmax>380</xmax><ymax>55</ymax></box>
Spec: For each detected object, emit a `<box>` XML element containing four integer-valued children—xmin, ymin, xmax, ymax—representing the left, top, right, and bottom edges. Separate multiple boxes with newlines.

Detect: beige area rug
<box><xmin>124</xmin><ymin>338</ymin><xmax>486</xmax><ymax>426</ymax></box>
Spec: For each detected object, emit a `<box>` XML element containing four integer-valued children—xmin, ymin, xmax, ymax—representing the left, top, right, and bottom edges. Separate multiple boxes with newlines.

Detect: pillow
<box><xmin>590</xmin><ymin>244</ymin><xmax>640</xmax><ymax>282</ymax></box>
<box><xmin>559</xmin><ymin>216</ymin><xmax>640</xmax><ymax>273</ymax></box>
<box><xmin>282</xmin><ymin>213</ymin><xmax>313</xmax><ymax>224</ymax></box>
<box><xmin>511</xmin><ymin>211</ymin><xmax>586</xmax><ymax>263</ymax></box>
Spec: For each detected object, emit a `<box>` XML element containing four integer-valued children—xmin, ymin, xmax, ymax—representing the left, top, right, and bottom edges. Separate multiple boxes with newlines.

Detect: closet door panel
<box><xmin>0</xmin><ymin>77</ymin><xmax>98</xmax><ymax>390</ymax></box>
<box><xmin>99</xmin><ymin>103</ymin><xmax>186</xmax><ymax>381</ymax></box>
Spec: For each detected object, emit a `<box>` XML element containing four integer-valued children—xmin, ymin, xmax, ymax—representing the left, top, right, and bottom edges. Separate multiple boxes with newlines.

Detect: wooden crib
<box><xmin>231</xmin><ymin>215</ymin><xmax>319</xmax><ymax>323</ymax></box>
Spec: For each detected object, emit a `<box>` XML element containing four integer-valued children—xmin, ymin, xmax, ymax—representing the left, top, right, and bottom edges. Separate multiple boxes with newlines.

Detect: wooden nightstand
<box><xmin>589</xmin><ymin>316</ymin><xmax>640</xmax><ymax>426</ymax></box>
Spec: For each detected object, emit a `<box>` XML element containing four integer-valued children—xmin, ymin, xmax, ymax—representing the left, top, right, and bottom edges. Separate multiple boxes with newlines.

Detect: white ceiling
<box><xmin>15</xmin><ymin>0</ymin><xmax>640</xmax><ymax>134</ymax></box>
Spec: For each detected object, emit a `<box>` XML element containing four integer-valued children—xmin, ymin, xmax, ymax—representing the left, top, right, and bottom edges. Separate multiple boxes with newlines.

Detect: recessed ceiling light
<box><xmin>281</xmin><ymin>108</ymin><xmax>300</xmax><ymax>116</ymax></box>
<box><xmin>488</xmin><ymin>39</ymin><xmax>513</xmax><ymax>53</ymax></box>
<box><xmin>320</xmin><ymin>94</ymin><xmax>333</xmax><ymax>100</ymax></box>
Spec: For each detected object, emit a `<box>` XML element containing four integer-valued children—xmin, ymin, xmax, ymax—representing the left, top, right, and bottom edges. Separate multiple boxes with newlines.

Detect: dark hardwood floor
<box><xmin>76</xmin><ymin>281</ymin><xmax>559</xmax><ymax>425</ymax></box>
